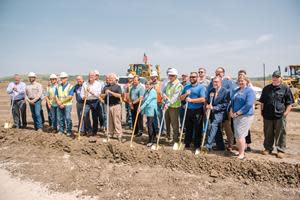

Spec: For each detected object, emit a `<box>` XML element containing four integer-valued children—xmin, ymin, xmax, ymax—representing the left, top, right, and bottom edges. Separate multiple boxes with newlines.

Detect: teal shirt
<box><xmin>141</xmin><ymin>89</ymin><xmax>157</xmax><ymax>117</ymax></box>
<box><xmin>130</xmin><ymin>83</ymin><xmax>145</xmax><ymax>102</ymax></box>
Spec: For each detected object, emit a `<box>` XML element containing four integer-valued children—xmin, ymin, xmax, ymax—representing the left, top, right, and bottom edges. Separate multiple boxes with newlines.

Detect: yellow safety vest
<box><xmin>57</xmin><ymin>83</ymin><xmax>73</xmax><ymax>106</ymax></box>
<box><xmin>47</xmin><ymin>85</ymin><xmax>58</xmax><ymax>107</ymax></box>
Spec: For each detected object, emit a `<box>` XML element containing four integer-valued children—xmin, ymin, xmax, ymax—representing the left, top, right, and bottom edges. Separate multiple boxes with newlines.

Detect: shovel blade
<box><xmin>4</xmin><ymin>122</ymin><xmax>12</xmax><ymax>129</ymax></box>
<box><xmin>178</xmin><ymin>143</ymin><xmax>185</xmax><ymax>151</ymax></box>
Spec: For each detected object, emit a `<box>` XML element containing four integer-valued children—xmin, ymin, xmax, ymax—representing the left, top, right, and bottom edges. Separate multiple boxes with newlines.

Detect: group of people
<box><xmin>6</xmin><ymin>66</ymin><xmax>294</xmax><ymax>159</ymax></box>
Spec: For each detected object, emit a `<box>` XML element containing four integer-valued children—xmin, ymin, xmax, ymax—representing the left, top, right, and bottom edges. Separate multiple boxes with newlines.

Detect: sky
<box><xmin>0</xmin><ymin>0</ymin><xmax>300</xmax><ymax>78</ymax></box>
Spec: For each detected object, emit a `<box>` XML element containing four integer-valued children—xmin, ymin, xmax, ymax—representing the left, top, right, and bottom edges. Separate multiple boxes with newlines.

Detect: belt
<box><xmin>29</xmin><ymin>98</ymin><xmax>41</xmax><ymax>101</ymax></box>
<box><xmin>13</xmin><ymin>98</ymin><xmax>25</xmax><ymax>101</ymax></box>
<box><xmin>109</xmin><ymin>103</ymin><xmax>120</xmax><ymax>107</ymax></box>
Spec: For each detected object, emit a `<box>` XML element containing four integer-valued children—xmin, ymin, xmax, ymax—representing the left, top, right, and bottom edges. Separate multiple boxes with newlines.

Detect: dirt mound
<box><xmin>0</xmin><ymin>128</ymin><xmax>299</xmax><ymax>188</ymax></box>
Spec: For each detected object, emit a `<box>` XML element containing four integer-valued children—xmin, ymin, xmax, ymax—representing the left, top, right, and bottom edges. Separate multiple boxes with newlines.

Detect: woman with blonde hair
<box><xmin>230</xmin><ymin>75</ymin><xmax>255</xmax><ymax>160</ymax></box>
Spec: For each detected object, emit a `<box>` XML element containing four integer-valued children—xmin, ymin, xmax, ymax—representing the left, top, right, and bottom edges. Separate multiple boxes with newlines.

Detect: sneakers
<box><xmin>276</xmin><ymin>152</ymin><xmax>284</xmax><ymax>159</ymax></box>
<box><xmin>147</xmin><ymin>142</ymin><xmax>153</xmax><ymax>147</ymax></box>
<box><xmin>172</xmin><ymin>142</ymin><xmax>179</xmax><ymax>150</ymax></box>
<box><xmin>195</xmin><ymin>148</ymin><xmax>201</xmax><ymax>155</ymax></box>
<box><xmin>261</xmin><ymin>149</ymin><xmax>272</xmax><ymax>155</ymax></box>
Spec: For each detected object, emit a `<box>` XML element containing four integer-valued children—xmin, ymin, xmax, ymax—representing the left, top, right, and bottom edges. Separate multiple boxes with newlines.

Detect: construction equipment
<box><xmin>151</xmin><ymin>107</ymin><xmax>166</xmax><ymax>151</ymax></box>
<box><xmin>129</xmin><ymin>99</ymin><xmax>142</xmax><ymax>148</ymax></box>
<box><xmin>282</xmin><ymin>64</ymin><xmax>300</xmax><ymax>104</ymax></box>
<box><xmin>127</xmin><ymin>64</ymin><xmax>161</xmax><ymax>80</ymax></box>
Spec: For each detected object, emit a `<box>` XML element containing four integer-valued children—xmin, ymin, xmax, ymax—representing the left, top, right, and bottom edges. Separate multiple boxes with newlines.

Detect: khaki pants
<box><xmin>109</xmin><ymin>104</ymin><xmax>122</xmax><ymax>137</ymax></box>
<box><xmin>165</xmin><ymin>107</ymin><xmax>180</xmax><ymax>142</ymax></box>
<box><xmin>222</xmin><ymin>112</ymin><xmax>234</xmax><ymax>147</ymax></box>
<box><xmin>263</xmin><ymin>117</ymin><xmax>286</xmax><ymax>153</ymax></box>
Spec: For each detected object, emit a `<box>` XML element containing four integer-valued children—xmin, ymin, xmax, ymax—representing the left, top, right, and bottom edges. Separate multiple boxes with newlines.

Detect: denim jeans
<box><xmin>49</xmin><ymin>106</ymin><xmax>58</xmax><ymax>130</ymax></box>
<box><xmin>125</xmin><ymin>103</ymin><xmax>132</xmax><ymax>128</ymax></box>
<box><xmin>153</xmin><ymin>103</ymin><xmax>164</xmax><ymax>134</ymax></box>
<box><xmin>29</xmin><ymin>99</ymin><xmax>43</xmax><ymax>130</ymax></box>
<box><xmin>205</xmin><ymin>113</ymin><xmax>225</xmax><ymax>150</ymax></box>
<box><xmin>76</xmin><ymin>102</ymin><xmax>89</xmax><ymax>132</ymax></box>
<box><xmin>58</xmin><ymin>105</ymin><xmax>72</xmax><ymax>134</ymax></box>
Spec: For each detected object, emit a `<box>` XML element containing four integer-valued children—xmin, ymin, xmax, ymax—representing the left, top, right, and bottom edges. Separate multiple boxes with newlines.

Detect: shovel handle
<box><xmin>130</xmin><ymin>98</ymin><xmax>142</xmax><ymax>147</ymax></box>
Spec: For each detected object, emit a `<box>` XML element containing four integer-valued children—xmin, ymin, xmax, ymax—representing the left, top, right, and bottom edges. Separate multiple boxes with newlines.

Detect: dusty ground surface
<box><xmin>0</xmin><ymin>82</ymin><xmax>300</xmax><ymax>200</ymax></box>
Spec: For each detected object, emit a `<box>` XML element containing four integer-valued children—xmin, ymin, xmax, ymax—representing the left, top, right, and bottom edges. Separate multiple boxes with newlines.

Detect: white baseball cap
<box><xmin>49</xmin><ymin>74</ymin><xmax>57</xmax><ymax>79</ymax></box>
<box><xmin>167</xmin><ymin>68</ymin><xmax>178</xmax><ymax>76</ymax></box>
<box><xmin>28</xmin><ymin>72</ymin><xmax>36</xmax><ymax>77</ymax></box>
<box><xmin>59</xmin><ymin>72</ymin><xmax>69</xmax><ymax>78</ymax></box>
<box><xmin>150</xmin><ymin>71</ymin><xmax>158</xmax><ymax>77</ymax></box>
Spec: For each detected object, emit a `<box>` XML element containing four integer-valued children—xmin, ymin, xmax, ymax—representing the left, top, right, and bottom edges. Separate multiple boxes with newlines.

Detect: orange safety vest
<box><xmin>153</xmin><ymin>81</ymin><xmax>162</xmax><ymax>104</ymax></box>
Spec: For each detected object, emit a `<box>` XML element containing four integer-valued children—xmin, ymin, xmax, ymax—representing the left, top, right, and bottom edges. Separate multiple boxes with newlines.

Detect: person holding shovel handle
<box><xmin>204</xmin><ymin>76</ymin><xmax>230</xmax><ymax>152</ymax></box>
<box><xmin>45</xmin><ymin>74</ymin><xmax>59</xmax><ymax>132</ymax></box>
<box><xmin>180</xmin><ymin>72</ymin><xmax>206</xmax><ymax>154</ymax></box>
<box><xmin>100</xmin><ymin>73</ymin><xmax>123</xmax><ymax>142</ymax></box>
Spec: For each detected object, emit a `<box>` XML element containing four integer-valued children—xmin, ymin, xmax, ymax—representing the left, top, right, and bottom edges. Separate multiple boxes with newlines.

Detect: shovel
<box><xmin>4</xmin><ymin>96</ymin><xmax>15</xmax><ymax>129</ymax></box>
<box><xmin>199</xmin><ymin>93</ymin><xmax>214</xmax><ymax>155</ymax></box>
<box><xmin>151</xmin><ymin>107</ymin><xmax>166</xmax><ymax>151</ymax></box>
<box><xmin>103</xmin><ymin>94</ymin><xmax>110</xmax><ymax>143</ymax></box>
<box><xmin>77</xmin><ymin>96</ymin><xmax>87</xmax><ymax>140</ymax></box>
<box><xmin>129</xmin><ymin>98</ymin><xmax>142</xmax><ymax>148</ymax></box>
<box><xmin>178</xmin><ymin>102</ymin><xmax>189</xmax><ymax>150</ymax></box>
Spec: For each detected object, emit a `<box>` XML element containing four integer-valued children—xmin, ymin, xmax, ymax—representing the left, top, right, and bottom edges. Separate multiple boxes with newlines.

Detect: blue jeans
<box><xmin>58</xmin><ymin>105</ymin><xmax>72</xmax><ymax>134</ymax></box>
<box><xmin>76</xmin><ymin>102</ymin><xmax>89</xmax><ymax>132</ymax></box>
<box><xmin>29</xmin><ymin>99</ymin><xmax>43</xmax><ymax>130</ymax></box>
<box><xmin>125</xmin><ymin>103</ymin><xmax>132</xmax><ymax>128</ymax></box>
<box><xmin>205</xmin><ymin>114</ymin><xmax>225</xmax><ymax>150</ymax></box>
<box><xmin>153</xmin><ymin>103</ymin><xmax>164</xmax><ymax>133</ymax></box>
<box><xmin>50</xmin><ymin>106</ymin><xmax>58</xmax><ymax>130</ymax></box>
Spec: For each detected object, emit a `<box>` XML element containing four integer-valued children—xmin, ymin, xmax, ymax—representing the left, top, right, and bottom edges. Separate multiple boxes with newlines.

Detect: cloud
<box><xmin>255</xmin><ymin>34</ymin><xmax>274</xmax><ymax>44</ymax></box>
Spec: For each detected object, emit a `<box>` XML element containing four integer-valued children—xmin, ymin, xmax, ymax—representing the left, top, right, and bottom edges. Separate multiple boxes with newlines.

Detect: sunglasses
<box><xmin>190</xmin><ymin>76</ymin><xmax>197</xmax><ymax>78</ymax></box>
<box><xmin>198</xmin><ymin>71</ymin><xmax>204</xmax><ymax>73</ymax></box>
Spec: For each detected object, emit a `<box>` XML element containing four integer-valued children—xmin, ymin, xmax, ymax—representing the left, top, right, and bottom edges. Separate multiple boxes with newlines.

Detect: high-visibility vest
<box><xmin>165</xmin><ymin>81</ymin><xmax>182</xmax><ymax>108</ymax></box>
<box><xmin>57</xmin><ymin>83</ymin><xmax>73</xmax><ymax>106</ymax></box>
<box><xmin>154</xmin><ymin>81</ymin><xmax>162</xmax><ymax>104</ymax></box>
<box><xmin>47</xmin><ymin>85</ymin><xmax>58</xmax><ymax>107</ymax></box>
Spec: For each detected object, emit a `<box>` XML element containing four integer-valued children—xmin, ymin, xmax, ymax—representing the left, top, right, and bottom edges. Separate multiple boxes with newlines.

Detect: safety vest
<box><xmin>165</xmin><ymin>80</ymin><xmax>182</xmax><ymax>108</ymax></box>
<box><xmin>47</xmin><ymin>85</ymin><xmax>58</xmax><ymax>107</ymax></box>
<box><xmin>153</xmin><ymin>81</ymin><xmax>162</xmax><ymax>104</ymax></box>
<box><xmin>57</xmin><ymin>83</ymin><xmax>73</xmax><ymax>106</ymax></box>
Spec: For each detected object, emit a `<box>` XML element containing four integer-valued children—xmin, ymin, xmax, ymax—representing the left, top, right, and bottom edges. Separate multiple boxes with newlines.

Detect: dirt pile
<box><xmin>0</xmin><ymin>128</ymin><xmax>299</xmax><ymax>188</ymax></box>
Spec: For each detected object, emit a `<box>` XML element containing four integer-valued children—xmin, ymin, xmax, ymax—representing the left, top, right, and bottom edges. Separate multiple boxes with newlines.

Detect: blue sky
<box><xmin>0</xmin><ymin>0</ymin><xmax>299</xmax><ymax>77</ymax></box>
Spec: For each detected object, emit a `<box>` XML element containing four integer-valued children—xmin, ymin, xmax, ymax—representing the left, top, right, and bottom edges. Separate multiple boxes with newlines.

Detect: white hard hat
<box><xmin>59</xmin><ymin>72</ymin><xmax>69</xmax><ymax>78</ymax></box>
<box><xmin>94</xmin><ymin>70</ymin><xmax>100</xmax><ymax>75</ymax></box>
<box><xmin>168</xmin><ymin>68</ymin><xmax>178</xmax><ymax>76</ymax></box>
<box><xmin>127</xmin><ymin>73</ymin><xmax>134</xmax><ymax>78</ymax></box>
<box><xmin>28</xmin><ymin>72</ymin><xmax>36</xmax><ymax>77</ymax></box>
<box><xmin>49</xmin><ymin>74</ymin><xmax>57</xmax><ymax>79</ymax></box>
<box><xmin>150</xmin><ymin>71</ymin><xmax>158</xmax><ymax>77</ymax></box>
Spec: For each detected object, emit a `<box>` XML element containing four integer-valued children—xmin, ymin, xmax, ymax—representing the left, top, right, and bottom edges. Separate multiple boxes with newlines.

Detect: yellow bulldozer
<box><xmin>282</xmin><ymin>64</ymin><xmax>300</xmax><ymax>104</ymax></box>
<box><xmin>127</xmin><ymin>63</ymin><xmax>161</xmax><ymax>80</ymax></box>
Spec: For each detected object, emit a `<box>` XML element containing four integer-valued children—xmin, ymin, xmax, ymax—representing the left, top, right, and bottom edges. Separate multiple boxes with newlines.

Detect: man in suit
<box><xmin>205</xmin><ymin>76</ymin><xmax>230</xmax><ymax>151</ymax></box>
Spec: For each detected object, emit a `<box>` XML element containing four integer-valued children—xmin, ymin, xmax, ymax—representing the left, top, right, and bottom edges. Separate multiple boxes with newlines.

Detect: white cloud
<box><xmin>255</xmin><ymin>34</ymin><xmax>274</xmax><ymax>44</ymax></box>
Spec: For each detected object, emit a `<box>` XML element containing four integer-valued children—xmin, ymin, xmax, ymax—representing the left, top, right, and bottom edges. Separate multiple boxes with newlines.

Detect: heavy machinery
<box><xmin>281</xmin><ymin>64</ymin><xmax>300</xmax><ymax>104</ymax></box>
<box><xmin>127</xmin><ymin>63</ymin><xmax>161</xmax><ymax>80</ymax></box>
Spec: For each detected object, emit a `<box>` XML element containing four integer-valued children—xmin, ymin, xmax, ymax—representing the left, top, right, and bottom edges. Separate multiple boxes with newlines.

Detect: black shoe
<box><xmin>136</xmin><ymin>132</ymin><xmax>143</xmax><ymax>137</ymax></box>
<box><xmin>245</xmin><ymin>147</ymin><xmax>252</xmax><ymax>152</ymax></box>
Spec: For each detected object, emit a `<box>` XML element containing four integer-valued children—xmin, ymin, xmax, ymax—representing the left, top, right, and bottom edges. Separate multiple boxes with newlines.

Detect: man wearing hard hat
<box><xmin>25</xmin><ymin>72</ymin><xmax>43</xmax><ymax>131</ymax></box>
<box><xmin>56</xmin><ymin>72</ymin><xmax>74</xmax><ymax>136</ymax></box>
<box><xmin>45</xmin><ymin>74</ymin><xmax>59</xmax><ymax>132</ymax></box>
<box><xmin>163</xmin><ymin>68</ymin><xmax>183</xmax><ymax>150</ymax></box>
<box><xmin>6</xmin><ymin>74</ymin><xmax>27</xmax><ymax>128</ymax></box>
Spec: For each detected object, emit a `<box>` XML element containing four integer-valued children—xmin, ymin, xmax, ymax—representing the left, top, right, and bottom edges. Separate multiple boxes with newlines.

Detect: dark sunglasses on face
<box><xmin>198</xmin><ymin>71</ymin><xmax>204</xmax><ymax>73</ymax></box>
<box><xmin>190</xmin><ymin>76</ymin><xmax>197</xmax><ymax>78</ymax></box>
